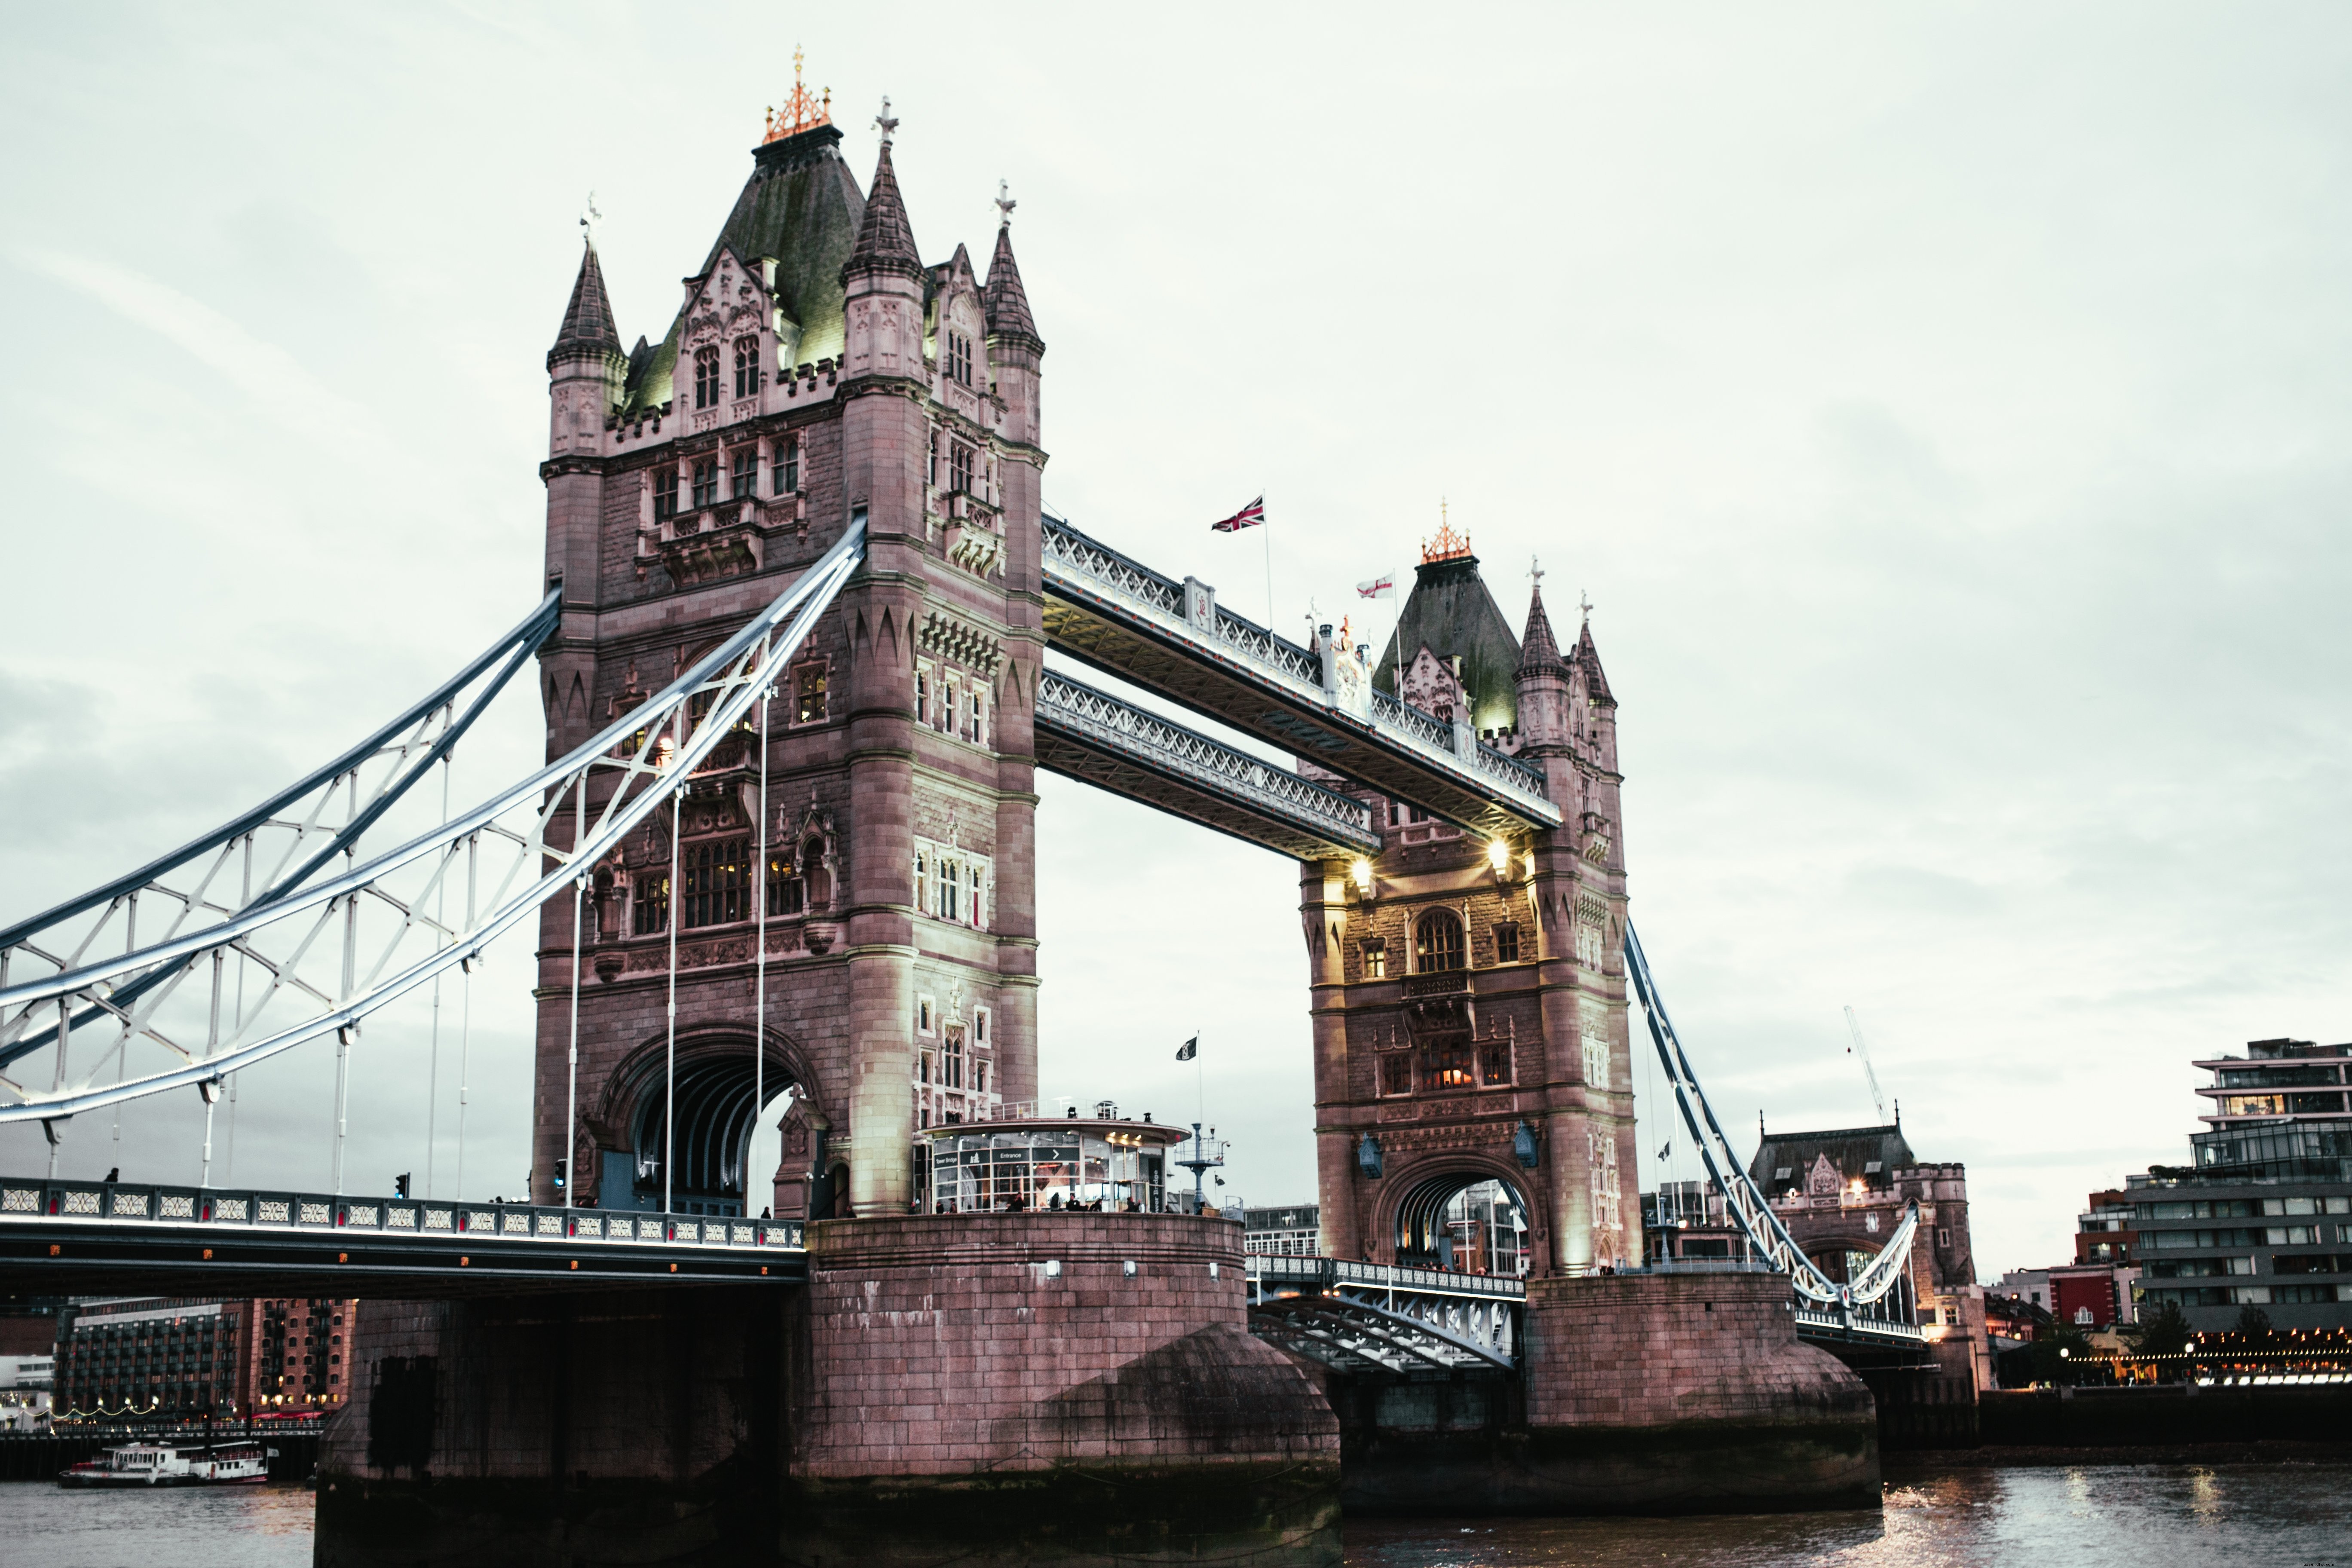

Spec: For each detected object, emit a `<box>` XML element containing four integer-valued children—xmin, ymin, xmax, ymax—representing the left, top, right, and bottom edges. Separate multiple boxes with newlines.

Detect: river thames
<box><xmin>4</xmin><ymin>1461</ymin><xmax>2349</xmax><ymax>1566</ymax></box>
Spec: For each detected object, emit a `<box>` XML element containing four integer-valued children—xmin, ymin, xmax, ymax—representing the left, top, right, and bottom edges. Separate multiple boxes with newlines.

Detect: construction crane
<box><xmin>1844</xmin><ymin>1005</ymin><xmax>1891</xmax><ymax>1125</ymax></box>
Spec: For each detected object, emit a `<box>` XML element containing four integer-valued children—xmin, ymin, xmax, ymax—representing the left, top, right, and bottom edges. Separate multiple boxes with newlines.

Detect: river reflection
<box><xmin>1344</xmin><ymin>1462</ymin><xmax>2352</xmax><ymax>1567</ymax></box>
<box><xmin>10</xmin><ymin>1464</ymin><xmax>2352</xmax><ymax>1567</ymax></box>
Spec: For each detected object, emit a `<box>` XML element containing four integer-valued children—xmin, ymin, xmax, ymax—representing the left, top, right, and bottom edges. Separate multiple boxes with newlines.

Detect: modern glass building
<box><xmin>2131</xmin><ymin>1054</ymin><xmax>2352</xmax><ymax>1330</ymax></box>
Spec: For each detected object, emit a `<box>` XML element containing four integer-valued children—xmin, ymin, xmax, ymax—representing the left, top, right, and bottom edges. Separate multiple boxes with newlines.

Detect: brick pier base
<box><xmin>1337</xmin><ymin>1271</ymin><xmax>1880</xmax><ymax>1515</ymax></box>
<box><xmin>313</xmin><ymin>1215</ymin><xmax>1339</xmax><ymax>1566</ymax></box>
<box><xmin>791</xmin><ymin>1211</ymin><xmax>1340</xmax><ymax>1565</ymax></box>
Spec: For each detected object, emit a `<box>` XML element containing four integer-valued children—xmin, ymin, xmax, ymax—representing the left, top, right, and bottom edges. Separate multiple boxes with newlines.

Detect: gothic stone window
<box><xmin>733</xmin><ymin>335</ymin><xmax>760</xmax><ymax>399</ymax></box>
<box><xmin>913</xmin><ymin>838</ymin><xmax>991</xmax><ymax>930</ymax></box>
<box><xmin>927</xmin><ymin>428</ymin><xmax>940</xmax><ymax>487</ymax></box>
<box><xmin>653</xmin><ymin>468</ymin><xmax>679</xmax><ymax>522</ymax></box>
<box><xmin>792</xmin><ymin>661</ymin><xmax>828</xmax><ymax>726</ymax></box>
<box><xmin>1582</xmin><ymin>1032</ymin><xmax>1610</xmax><ymax>1091</ymax></box>
<box><xmin>731</xmin><ymin>447</ymin><xmax>756</xmax><ymax>499</ymax></box>
<box><xmin>692</xmin><ymin>458</ymin><xmax>720</xmax><ymax>509</ymax></box>
<box><xmin>964</xmin><ymin>687</ymin><xmax>988</xmax><ymax>746</ymax></box>
<box><xmin>1421</xmin><ymin>1040</ymin><xmax>1474</xmax><ymax>1093</ymax></box>
<box><xmin>1479</xmin><ymin>1039</ymin><xmax>1514</xmax><ymax>1086</ymax></box>
<box><xmin>941</xmin><ymin>1024</ymin><xmax>966</xmax><ymax>1089</ymax></box>
<box><xmin>631</xmin><ymin>873</ymin><xmax>670</xmax><ymax>936</ymax></box>
<box><xmin>775</xmin><ymin>432</ymin><xmax>800</xmax><ymax>495</ymax></box>
<box><xmin>766</xmin><ymin>851</ymin><xmax>805</xmax><ymax>916</ymax></box>
<box><xmin>680</xmin><ymin>838</ymin><xmax>750</xmax><ymax>928</ymax></box>
<box><xmin>1415</xmin><ymin>910</ymin><xmax>1465</xmax><ymax>974</ymax></box>
<box><xmin>947</xmin><ymin>331</ymin><xmax>974</xmax><ymax>387</ymax></box>
<box><xmin>1361</xmin><ymin>939</ymin><xmax>1387</xmax><ymax>980</ymax></box>
<box><xmin>693</xmin><ymin>345</ymin><xmax>721</xmax><ymax>410</ymax></box>
<box><xmin>949</xmin><ymin>440</ymin><xmax>974</xmax><ymax>496</ymax></box>
<box><xmin>1378</xmin><ymin>1052</ymin><xmax>1412</xmax><ymax>1096</ymax></box>
<box><xmin>1494</xmin><ymin>922</ymin><xmax>1522</xmax><ymax>964</ymax></box>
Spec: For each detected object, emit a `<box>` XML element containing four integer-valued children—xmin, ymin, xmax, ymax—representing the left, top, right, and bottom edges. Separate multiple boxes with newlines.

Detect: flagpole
<box><xmin>1262</xmin><ymin>506</ymin><xmax>1274</xmax><ymax>632</ymax></box>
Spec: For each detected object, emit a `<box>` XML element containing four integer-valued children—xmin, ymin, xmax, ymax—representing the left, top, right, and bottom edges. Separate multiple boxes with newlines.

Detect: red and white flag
<box><xmin>1209</xmin><ymin>496</ymin><xmax>1266</xmax><ymax>533</ymax></box>
<box><xmin>1356</xmin><ymin>573</ymin><xmax>1395</xmax><ymax>600</ymax></box>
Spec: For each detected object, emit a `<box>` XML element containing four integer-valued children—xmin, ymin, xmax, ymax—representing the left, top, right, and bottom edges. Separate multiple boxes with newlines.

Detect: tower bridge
<box><xmin>0</xmin><ymin>94</ymin><xmax>1927</xmax><ymax>1558</ymax></box>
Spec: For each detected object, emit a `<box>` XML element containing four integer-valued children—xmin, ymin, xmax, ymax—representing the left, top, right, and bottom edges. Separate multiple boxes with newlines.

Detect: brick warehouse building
<box><xmin>531</xmin><ymin>95</ymin><xmax>1044</xmax><ymax>1220</ymax></box>
<box><xmin>52</xmin><ymin>1295</ymin><xmax>355</xmax><ymax>1417</ymax></box>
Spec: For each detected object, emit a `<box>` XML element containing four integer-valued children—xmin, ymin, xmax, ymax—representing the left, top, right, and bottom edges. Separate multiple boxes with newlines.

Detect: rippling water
<box><xmin>6</xmin><ymin>1463</ymin><xmax>2350</xmax><ymax>1566</ymax></box>
<box><xmin>1345</xmin><ymin>1463</ymin><xmax>2352</xmax><ymax>1568</ymax></box>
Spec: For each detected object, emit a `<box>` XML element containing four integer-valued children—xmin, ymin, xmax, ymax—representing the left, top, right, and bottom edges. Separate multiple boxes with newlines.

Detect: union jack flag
<box><xmin>1209</xmin><ymin>496</ymin><xmax>1265</xmax><ymax>533</ymax></box>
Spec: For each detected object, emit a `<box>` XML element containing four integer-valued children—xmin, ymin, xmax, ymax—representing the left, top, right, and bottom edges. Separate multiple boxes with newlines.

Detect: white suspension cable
<box><xmin>426</xmin><ymin>750</ymin><xmax>450</xmax><ymax>1199</ymax></box>
<box><xmin>664</xmin><ymin>725</ymin><xmax>683</xmax><ymax>1218</ymax></box>
<box><xmin>753</xmin><ymin>680</ymin><xmax>771</xmax><ymax>1218</ymax></box>
<box><xmin>565</xmin><ymin>768</ymin><xmax>585</xmax><ymax>1209</ymax></box>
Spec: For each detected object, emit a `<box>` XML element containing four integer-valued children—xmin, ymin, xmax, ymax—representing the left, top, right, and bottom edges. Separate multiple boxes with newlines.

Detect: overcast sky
<box><xmin>4</xmin><ymin>4</ymin><xmax>2350</xmax><ymax>1278</ymax></box>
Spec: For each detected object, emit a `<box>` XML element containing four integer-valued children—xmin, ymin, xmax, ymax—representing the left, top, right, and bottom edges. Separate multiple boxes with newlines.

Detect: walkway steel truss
<box><xmin>1034</xmin><ymin>671</ymin><xmax>1381</xmax><ymax>860</ymax></box>
<box><xmin>0</xmin><ymin>519</ymin><xmax>867</xmax><ymax>1128</ymax></box>
<box><xmin>1039</xmin><ymin>513</ymin><xmax>1560</xmax><ymax>839</ymax></box>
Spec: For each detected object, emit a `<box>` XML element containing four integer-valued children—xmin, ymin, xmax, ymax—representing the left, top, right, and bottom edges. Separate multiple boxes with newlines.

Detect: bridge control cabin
<box><xmin>913</xmin><ymin>1116</ymin><xmax>1193</xmax><ymax>1213</ymax></box>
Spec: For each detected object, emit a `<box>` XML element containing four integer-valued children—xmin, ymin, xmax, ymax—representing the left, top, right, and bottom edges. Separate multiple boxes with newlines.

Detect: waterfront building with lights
<box><xmin>2129</xmin><ymin>1036</ymin><xmax>2352</xmax><ymax>1331</ymax></box>
<box><xmin>50</xmin><ymin>1295</ymin><xmax>356</xmax><ymax>1419</ymax></box>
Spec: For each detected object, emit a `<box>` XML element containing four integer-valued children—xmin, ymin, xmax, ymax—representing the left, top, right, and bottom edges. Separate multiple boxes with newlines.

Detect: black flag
<box><xmin>1175</xmin><ymin>1036</ymin><xmax>1198</xmax><ymax>1062</ymax></box>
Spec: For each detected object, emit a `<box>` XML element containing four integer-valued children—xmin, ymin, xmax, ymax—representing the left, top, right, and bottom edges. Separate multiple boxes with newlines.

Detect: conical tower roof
<box><xmin>984</xmin><ymin>221</ymin><xmax>1041</xmax><ymax>348</ymax></box>
<box><xmin>552</xmin><ymin>239</ymin><xmax>621</xmax><ymax>357</ymax></box>
<box><xmin>843</xmin><ymin>142</ymin><xmax>923</xmax><ymax>283</ymax></box>
<box><xmin>1575</xmin><ymin>620</ymin><xmax>1615</xmax><ymax>706</ymax></box>
<box><xmin>1516</xmin><ymin>585</ymin><xmax>1569</xmax><ymax>678</ymax></box>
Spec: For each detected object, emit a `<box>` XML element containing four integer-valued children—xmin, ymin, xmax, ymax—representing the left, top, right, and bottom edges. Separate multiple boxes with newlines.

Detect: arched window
<box><xmin>1415</xmin><ymin>910</ymin><xmax>1465</xmax><ymax>973</ymax></box>
<box><xmin>733</xmin><ymin>335</ymin><xmax>760</xmax><ymax>399</ymax></box>
<box><xmin>693</xmin><ymin>345</ymin><xmax>721</xmax><ymax>409</ymax></box>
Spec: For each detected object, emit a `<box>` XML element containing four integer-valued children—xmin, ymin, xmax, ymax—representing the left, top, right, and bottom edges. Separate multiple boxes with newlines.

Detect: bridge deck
<box><xmin>1040</xmin><ymin>516</ymin><xmax>1560</xmax><ymax>839</ymax></box>
<box><xmin>1035</xmin><ymin>671</ymin><xmax>1381</xmax><ymax>860</ymax></box>
<box><xmin>0</xmin><ymin>1177</ymin><xmax>804</xmax><ymax>1297</ymax></box>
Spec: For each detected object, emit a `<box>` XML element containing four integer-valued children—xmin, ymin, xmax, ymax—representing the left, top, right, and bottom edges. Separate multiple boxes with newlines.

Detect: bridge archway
<box><xmin>1386</xmin><ymin>1163</ymin><xmax>1535</xmax><ymax>1277</ymax></box>
<box><xmin>591</xmin><ymin>1026</ymin><xmax>819</xmax><ymax>1217</ymax></box>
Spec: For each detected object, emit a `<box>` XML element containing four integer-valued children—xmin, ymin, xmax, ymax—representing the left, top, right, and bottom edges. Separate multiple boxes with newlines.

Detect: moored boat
<box><xmin>58</xmin><ymin>1439</ymin><xmax>267</xmax><ymax>1486</ymax></box>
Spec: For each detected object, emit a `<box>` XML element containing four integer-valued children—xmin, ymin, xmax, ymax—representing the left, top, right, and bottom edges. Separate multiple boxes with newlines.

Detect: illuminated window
<box><xmin>776</xmin><ymin>433</ymin><xmax>800</xmax><ymax>495</ymax></box>
<box><xmin>733</xmin><ymin>335</ymin><xmax>760</xmax><ymax>399</ymax></box>
<box><xmin>631</xmin><ymin>875</ymin><xmax>670</xmax><ymax>936</ymax></box>
<box><xmin>653</xmin><ymin>469</ymin><xmax>679</xmax><ymax>522</ymax></box>
<box><xmin>1479</xmin><ymin>1041</ymin><xmax>1513</xmax><ymax>1086</ymax></box>
<box><xmin>680</xmin><ymin>838</ymin><xmax>749</xmax><ymax>928</ymax></box>
<box><xmin>731</xmin><ymin>448</ymin><xmax>756</xmax><ymax>498</ymax></box>
<box><xmin>794</xmin><ymin>662</ymin><xmax>828</xmax><ymax>725</ymax></box>
<box><xmin>693</xmin><ymin>345</ymin><xmax>721</xmax><ymax>409</ymax></box>
<box><xmin>766</xmin><ymin>853</ymin><xmax>804</xmax><ymax>916</ymax></box>
<box><xmin>1494</xmin><ymin>922</ymin><xmax>1521</xmax><ymax>964</ymax></box>
<box><xmin>1361</xmin><ymin>940</ymin><xmax>1386</xmax><ymax>979</ymax></box>
<box><xmin>1415</xmin><ymin>910</ymin><xmax>1465</xmax><ymax>973</ymax></box>
<box><xmin>1421</xmin><ymin>1041</ymin><xmax>1474</xmax><ymax>1092</ymax></box>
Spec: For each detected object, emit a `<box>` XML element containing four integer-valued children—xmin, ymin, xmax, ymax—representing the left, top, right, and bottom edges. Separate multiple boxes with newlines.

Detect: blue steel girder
<box><xmin>1039</xmin><ymin>515</ymin><xmax>1561</xmax><ymax>841</ymax></box>
<box><xmin>1035</xmin><ymin>671</ymin><xmax>1382</xmax><ymax>861</ymax></box>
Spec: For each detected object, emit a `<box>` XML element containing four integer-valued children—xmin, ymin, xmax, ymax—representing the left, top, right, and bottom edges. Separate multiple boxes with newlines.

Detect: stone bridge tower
<box><xmin>531</xmin><ymin>98</ymin><xmax>1045</xmax><ymax>1220</ymax></box>
<box><xmin>1307</xmin><ymin>528</ymin><xmax>1637</xmax><ymax>1275</ymax></box>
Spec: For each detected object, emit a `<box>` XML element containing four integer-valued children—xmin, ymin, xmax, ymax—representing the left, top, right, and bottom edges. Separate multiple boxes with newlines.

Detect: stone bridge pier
<box><xmin>316</xmin><ymin>1212</ymin><xmax>1341</xmax><ymax>1567</ymax></box>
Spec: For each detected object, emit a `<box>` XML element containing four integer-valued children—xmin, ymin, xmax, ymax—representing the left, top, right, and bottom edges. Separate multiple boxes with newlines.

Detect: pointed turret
<box><xmin>842</xmin><ymin>142</ymin><xmax>924</xmax><ymax>285</ymax></box>
<box><xmin>1516</xmin><ymin>585</ymin><xmax>1569</xmax><ymax>678</ymax></box>
<box><xmin>1574</xmin><ymin>620</ymin><xmax>1615</xmax><ymax>708</ymax></box>
<box><xmin>550</xmin><ymin>239</ymin><xmax>621</xmax><ymax>364</ymax></box>
<box><xmin>983</xmin><ymin>220</ymin><xmax>1041</xmax><ymax>350</ymax></box>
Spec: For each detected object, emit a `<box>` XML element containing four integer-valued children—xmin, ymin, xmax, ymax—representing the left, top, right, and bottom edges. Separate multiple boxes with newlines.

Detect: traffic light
<box><xmin>394</xmin><ymin>1173</ymin><xmax>410</xmax><ymax>1199</ymax></box>
<box><xmin>552</xmin><ymin>1159</ymin><xmax>567</xmax><ymax>1191</ymax></box>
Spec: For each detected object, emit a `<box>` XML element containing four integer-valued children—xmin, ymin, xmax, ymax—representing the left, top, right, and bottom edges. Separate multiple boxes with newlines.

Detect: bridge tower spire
<box><xmin>528</xmin><ymin>99</ymin><xmax>1045</xmax><ymax>1221</ymax></box>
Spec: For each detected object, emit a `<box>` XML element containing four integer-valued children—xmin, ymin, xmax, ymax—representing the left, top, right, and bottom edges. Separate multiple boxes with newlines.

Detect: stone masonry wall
<box><xmin>797</xmin><ymin>1211</ymin><xmax>1337</xmax><ymax>1478</ymax></box>
<box><xmin>1525</xmin><ymin>1271</ymin><xmax>1872</xmax><ymax>1430</ymax></box>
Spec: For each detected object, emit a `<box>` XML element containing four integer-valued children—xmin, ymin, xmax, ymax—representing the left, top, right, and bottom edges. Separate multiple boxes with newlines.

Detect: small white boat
<box><xmin>58</xmin><ymin>1439</ymin><xmax>267</xmax><ymax>1487</ymax></box>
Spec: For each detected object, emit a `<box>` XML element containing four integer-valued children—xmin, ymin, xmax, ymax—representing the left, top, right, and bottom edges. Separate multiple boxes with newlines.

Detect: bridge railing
<box><xmin>0</xmin><ymin>1177</ymin><xmax>806</xmax><ymax>1252</ymax></box>
<box><xmin>1040</xmin><ymin>514</ymin><xmax>1555</xmax><ymax>819</ymax></box>
<box><xmin>1248</xmin><ymin>1255</ymin><xmax>1528</xmax><ymax>1301</ymax></box>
